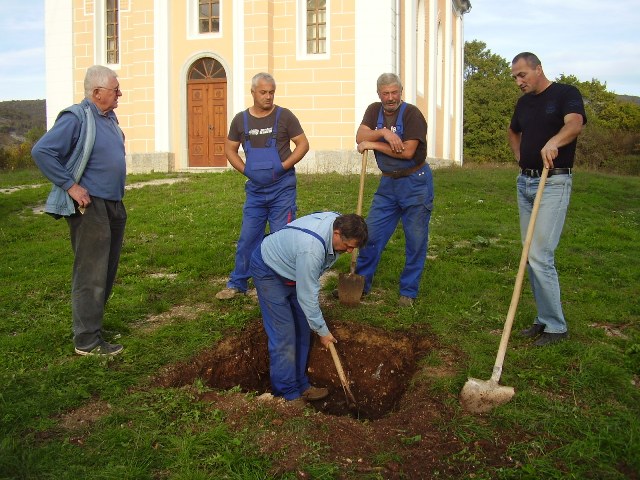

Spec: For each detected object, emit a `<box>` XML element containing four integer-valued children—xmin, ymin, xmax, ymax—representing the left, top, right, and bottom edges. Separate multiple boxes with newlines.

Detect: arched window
<box><xmin>188</xmin><ymin>58</ymin><xmax>226</xmax><ymax>81</ymax></box>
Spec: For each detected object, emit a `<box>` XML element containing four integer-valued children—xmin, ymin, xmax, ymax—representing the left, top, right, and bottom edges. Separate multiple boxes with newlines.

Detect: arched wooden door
<box><xmin>187</xmin><ymin>58</ymin><xmax>227</xmax><ymax>167</ymax></box>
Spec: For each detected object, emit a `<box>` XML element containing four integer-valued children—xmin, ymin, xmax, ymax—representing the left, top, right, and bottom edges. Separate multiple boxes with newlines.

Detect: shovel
<box><xmin>328</xmin><ymin>342</ymin><xmax>357</xmax><ymax>409</ymax></box>
<box><xmin>460</xmin><ymin>167</ymin><xmax>549</xmax><ymax>413</ymax></box>
<box><xmin>338</xmin><ymin>150</ymin><xmax>368</xmax><ymax>305</ymax></box>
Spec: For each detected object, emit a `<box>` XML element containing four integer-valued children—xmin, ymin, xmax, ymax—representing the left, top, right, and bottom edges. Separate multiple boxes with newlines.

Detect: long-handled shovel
<box><xmin>338</xmin><ymin>150</ymin><xmax>368</xmax><ymax>305</ymax></box>
<box><xmin>460</xmin><ymin>167</ymin><xmax>549</xmax><ymax>413</ymax></box>
<box><xmin>328</xmin><ymin>342</ymin><xmax>357</xmax><ymax>409</ymax></box>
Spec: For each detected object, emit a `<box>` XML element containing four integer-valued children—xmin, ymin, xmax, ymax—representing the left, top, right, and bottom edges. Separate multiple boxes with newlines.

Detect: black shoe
<box><xmin>519</xmin><ymin>323</ymin><xmax>545</xmax><ymax>338</ymax></box>
<box><xmin>534</xmin><ymin>332</ymin><xmax>568</xmax><ymax>347</ymax></box>
<box><xmin>75</xmin><ymin>341</ymin><xmax>124</xmax><ymax>356</ymax></box>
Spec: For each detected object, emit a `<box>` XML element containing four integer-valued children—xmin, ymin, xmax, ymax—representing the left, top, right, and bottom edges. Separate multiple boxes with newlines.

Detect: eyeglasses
<box><xmin>97</xmin><ymin>86</ymin><xmax>121</xmax><ymax>94</ymax></box>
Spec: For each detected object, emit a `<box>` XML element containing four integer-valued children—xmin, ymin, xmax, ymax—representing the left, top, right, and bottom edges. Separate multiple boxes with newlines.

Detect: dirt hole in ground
<box><xmin>155</xmin><ymin>320</ymin><xmax>435</xmax><ymax>420</ymax></box>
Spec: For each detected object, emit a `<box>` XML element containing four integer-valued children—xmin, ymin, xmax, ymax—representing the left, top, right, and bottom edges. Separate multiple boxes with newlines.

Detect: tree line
<box><xmin>463</xmin><ymin>40</ymin><xmax>640</xmax><ymax>175</ymax></box>
<box><xmin>0</xmin><ymin>100</ymin><xmax>46</xmax><ymax>171</ymax></box>
<box><xmin>2</xmin><ymin>45</ymin><xmax>639</xmax><ymax>175</ymax></box>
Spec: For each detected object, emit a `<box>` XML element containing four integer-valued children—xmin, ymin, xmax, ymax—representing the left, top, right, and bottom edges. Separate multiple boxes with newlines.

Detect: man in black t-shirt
<box><xmin>508</xmin><ymin>52</ymin><xmax>587</xmax><ymax>346</ymax></box>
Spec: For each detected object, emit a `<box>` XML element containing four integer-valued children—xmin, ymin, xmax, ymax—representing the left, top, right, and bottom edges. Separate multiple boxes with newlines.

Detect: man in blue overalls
<box><xmin>250</xmin><ymin>212</ymin><xmax>368</xmax><ymax>408</ymax></box>
<box><xmin>217</xmin><ymin>73</ymin><xmax>309</xmax><ymax>300</ymax></box>
<box><xmin>355</xmin><ymin>73</ymin><xmax>433</xmax><ymax>307</ymax></box>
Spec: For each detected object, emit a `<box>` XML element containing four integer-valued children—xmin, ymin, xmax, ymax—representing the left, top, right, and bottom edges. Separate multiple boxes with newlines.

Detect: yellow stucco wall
<box><xmin>64</xmin><ymin>0</ymin><xmax>466</xmax><ymax>171</ymax></box>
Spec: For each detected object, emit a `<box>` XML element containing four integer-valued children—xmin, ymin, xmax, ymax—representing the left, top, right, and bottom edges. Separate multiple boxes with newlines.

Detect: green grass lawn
<box><xmin>0</xmin><ymin>166</ymin><xmax>638</xmax><ymax>479</ymax></box>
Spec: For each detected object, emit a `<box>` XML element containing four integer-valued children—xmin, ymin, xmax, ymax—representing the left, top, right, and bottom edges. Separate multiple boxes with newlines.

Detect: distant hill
<box><xmin>0</xmin><ymin>100</ymin><xmax>46</xmax><ymax>147</ymax></box>
<box><xmin>618</xmin><ymin>95</ymin><xmax>640</xmax><ymax>106</ymax></box>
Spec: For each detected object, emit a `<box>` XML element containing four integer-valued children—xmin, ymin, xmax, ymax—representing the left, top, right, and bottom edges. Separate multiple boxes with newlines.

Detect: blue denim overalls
<box><xmin>227</xmin><ymin>107</ymin><xmax>297</xmax><ymax>292</ymax></box>
<box><xmin>356</xmin><ymin>102</ymin><xmax>434</xmax><ymax>298</ymax></box>
<box><xmin>250</xmin><ymin>225</ymin><xmax>327</xmax><ymax>400</ymax></box>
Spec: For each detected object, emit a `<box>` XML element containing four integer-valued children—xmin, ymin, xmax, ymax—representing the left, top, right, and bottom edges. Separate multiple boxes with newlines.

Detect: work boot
<box><xmin>285</xmin><ymin>397</ymin><xmax>307</xmax><ymax>410</ymax></box>
<box><xmin>519</xmin><ymin>323</ymin><xmax>545</xmax><ymax>338</ymax></box>
<box><xmin>398</xmin><ymin>295</ymin><xmax>414</xmax><ymax>307</ymax></box>
<box><xmin>302</xmin><ymin>386</ymin><xmax>329</xmax><ymax>401</ymax></box>
<box><xmin>534</xmin><ymin>332</ymin><xmax>568</xmax><ymax>347</ymax></box>
<box><xmin>215</xmin><ymin>287</ymin><xmax>243</xmax><ymax>300</ymax></box>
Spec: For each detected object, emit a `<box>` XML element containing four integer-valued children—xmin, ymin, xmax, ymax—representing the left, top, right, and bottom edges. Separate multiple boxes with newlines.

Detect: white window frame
<box><xmin>187</xmin><ymin>0</ymin><xmax>223</xmax><ymax>40</ymax></box>
<box><xmin>93</xmin><ymin>0</ymin><xmax>130</xmax><ymax>68</ymax></box>
<box><xmin>297</xmin><ymin>0</ymin><xmax>330</xmax><ymax>60</ymax></box>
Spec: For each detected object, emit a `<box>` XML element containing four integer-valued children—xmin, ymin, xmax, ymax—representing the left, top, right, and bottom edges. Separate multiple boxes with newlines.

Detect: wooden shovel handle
<box><xmin>328</xmin><ymin>343</ymin><xmax>357</xmax><ymax>405</ymax></box>
<box><xmin>491</xmin><ymin>167</ymin><xmax>549</xmax><ymax>383</ymax></box>
<box><xmin>350</xmin><ymin>150</ymin><xmax>368</xmax><ymax>275</ymax></box>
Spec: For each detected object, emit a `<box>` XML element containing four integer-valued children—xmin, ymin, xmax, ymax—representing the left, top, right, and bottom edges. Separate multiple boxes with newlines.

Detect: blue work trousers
<box><xmin>517</xmin><ymin>173</ymin><xmax>572</xmax><ymax>334</ymax></box>
<box><xmin>249</xmin><ymin>246</ymin><xmax>312</xmax><ymax>400</ymax></box>
<box><xmin>66</xmin><ymin>197</ymin><xmax>127</xmax><ymax>350</ymax></box>
<box><xmin>356</xmin><ymin>165</ymin><xmax>434</xmax><ymax>298</ymax></box>
<box><xmin>228</xmin><ymin>172</ymin><xmax>296</xmax><ymax>292</ymax></box>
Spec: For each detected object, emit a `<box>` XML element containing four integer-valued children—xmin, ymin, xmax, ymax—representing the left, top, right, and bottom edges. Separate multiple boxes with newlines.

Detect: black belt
<box><xmin>382</xmin><ymin>161</ymin><xmax>426</xmax><ymax>179</ymax></box>
<box><xmin>520</xmin><ymin>168</ymin><xmax>572</xmax><ymax>178</ymax></box>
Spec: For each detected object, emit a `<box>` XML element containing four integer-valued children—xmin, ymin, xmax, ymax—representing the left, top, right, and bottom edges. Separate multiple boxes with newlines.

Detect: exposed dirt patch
<box><xmin>58</xmin><ymin>398</ymin><xmax>112</xmax><ymax>431</ymax></box>
<box><xmin>134</xmin><ymin>303</ymin><xmax>211</xmax><ymax>333</ymax></box>
<box><xmin>151</xmin><ymin>319</ymin><xmax>519</xmax><ymax>477</ymax></box>
<box><xmin>155</xmin><ymin>320</ymin><xmax>431</xmax><ymax>420</ymax></box>
<box><xmin>589</xmin><ymin>322</ymin><xmax>630</xmax><ymax>339</ymax></box>
<box><xmin>50</xmin><ymin>315</ymin><xmax>518</xmax><ymax>477</ymax></box>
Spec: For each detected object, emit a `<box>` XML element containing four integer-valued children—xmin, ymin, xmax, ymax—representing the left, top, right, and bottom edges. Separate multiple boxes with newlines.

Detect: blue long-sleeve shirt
<box><xmin>260</xmin><ymin>211</ymin><xmax>340</xmax><ymax>336</ymax></box>
<box><xmin>32</xmin><ymin>99</ymin><xmax>126</xmax><ymax>201</ymax></box>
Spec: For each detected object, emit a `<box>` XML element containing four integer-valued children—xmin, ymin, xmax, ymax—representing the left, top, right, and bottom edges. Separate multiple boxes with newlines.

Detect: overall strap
<box><xmin>242</xmin><ymin>109</ymin><xmax>251</xmax><ymax>150</ymax></box>
<box><xmin>282</xmin><ymin>225</ymin><xmax>327</xmax><ymax>256</ymax></box>
<box><xmin>376</xmin><ymin>102</ymin><xmax>407</xmax><ymax>139</ymax></box>
<box><xmin>243</xmin><ymin>107</ymin><xmax>282</xmax><ymax>150</ymax></box>
<box><xmin>265</xmin><ymin>107</ymin><xmax>282</xmax><ymax>148</ymax></box>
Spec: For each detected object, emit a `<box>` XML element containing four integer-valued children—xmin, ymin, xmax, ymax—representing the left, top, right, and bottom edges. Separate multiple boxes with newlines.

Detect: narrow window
<box><xmin>106</xmin><ymin>0</ymin><xmax>119</xmax><ymax>64</ymax></box>
<box><xmin>306</xmin><ymin>0</ymin><xmax>326</xmax><ymax>54</ymax></box>
<box><xmin>199</xmin><ymin>0</ymin><xmax>220</xmax><ymax>34</ymax></box>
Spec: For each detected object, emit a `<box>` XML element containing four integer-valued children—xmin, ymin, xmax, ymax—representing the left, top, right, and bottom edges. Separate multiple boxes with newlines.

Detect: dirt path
<box><xmin>2</xmin><ymin>177</ymin><xmax>190</xmax><ymax>214</ymax></box>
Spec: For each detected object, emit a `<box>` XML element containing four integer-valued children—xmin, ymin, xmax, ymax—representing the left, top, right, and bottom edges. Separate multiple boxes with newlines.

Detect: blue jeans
<box><xmin>517</xmin><ymin>173</ymin><xmax>572</xmax><ymax>334</ymax></box>
<box><xmin>66</xmin><ymin>197</ymin><xmax>127</xmax><ymax>350</ymax></box>
<box><xmin>249</xmin><ymin>247</ymin><xmax>311</xmax><ymax>400</ymax></box>
<box><xmin>356</xmin><ymin>165</ymin><xmax>434</xmax><ymax>298</ymax></box>
<box><xmin>228</xmin><ymin>173</ymin><xmax>296</xmax><ymax>292</ymax></box>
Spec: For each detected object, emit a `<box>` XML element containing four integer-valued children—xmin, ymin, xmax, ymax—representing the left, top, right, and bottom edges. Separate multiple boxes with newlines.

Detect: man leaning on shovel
<box><xmin>508</xmin><ymin>52</ymin><xmax>587</xmax><ymax>347</ymax></box>
<box><xmin>353</xmin><ymin>73</ymin><xmax>434</xmax><ymax>307</ymax></box>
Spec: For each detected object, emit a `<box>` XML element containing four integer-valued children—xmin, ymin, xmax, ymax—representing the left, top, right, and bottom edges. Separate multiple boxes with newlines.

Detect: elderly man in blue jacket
<box><xmin>32</xmin><ymin>65</ymin><xmax>127</xmax><ymax>357</ymax></box>
<box><xmin>250</xmin><ymin>212</ymin><xmax>368</xmax><ymax>408</ymax></box>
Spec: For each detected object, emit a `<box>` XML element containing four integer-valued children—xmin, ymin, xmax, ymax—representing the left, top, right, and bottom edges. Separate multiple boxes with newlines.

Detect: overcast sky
<box><xmin>0</xmin><ymin>2</ymin><xmax>44</xmax><ymax>101</ymax></box>
<box><xmin>0</xmin><ymin>1</ymin><xmax>638</xmax><ymax>101</ymax></box>
<box><xmin>464</xmin><ymin>0</ymin><xmax>640</xmax><ymax>96</ymax></box>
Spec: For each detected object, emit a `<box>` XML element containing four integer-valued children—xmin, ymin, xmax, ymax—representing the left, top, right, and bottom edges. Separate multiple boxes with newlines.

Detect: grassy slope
<box><xmin>0</xmin><ymin>166</ymin><xmax>638</xmax><ymax>479</ymax></box>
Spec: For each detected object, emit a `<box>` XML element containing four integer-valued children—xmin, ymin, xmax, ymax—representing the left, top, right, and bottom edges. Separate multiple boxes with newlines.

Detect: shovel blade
<box><xmin>337</xmin><ymin>272</ymin><xmax>365</xmax><ymax>305</ymax></box>
<box><xmin>460</xmin><ymin>378</ymin><xmax>515</xmax><ymax>414</ymax></box>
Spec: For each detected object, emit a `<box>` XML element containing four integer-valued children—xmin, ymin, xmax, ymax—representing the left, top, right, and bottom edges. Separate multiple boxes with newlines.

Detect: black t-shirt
<box><xmin>510</xmin><ymin>83</ymin><xmax>587</xmax><ymax>169</ymax></box>
<box><xmin>228</xmin><ymin>106</ymin><xmax>304</xmax><ymax>162</ymax></box>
